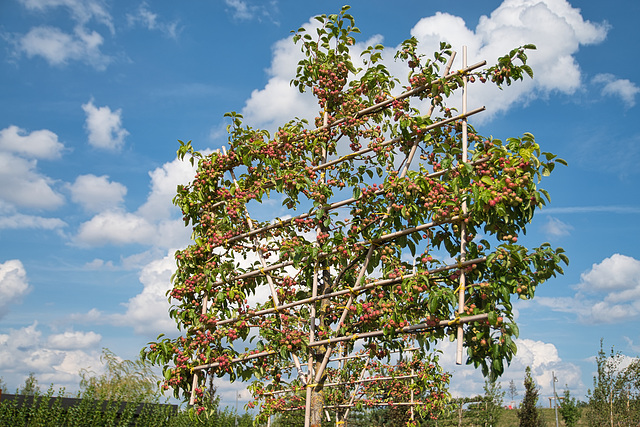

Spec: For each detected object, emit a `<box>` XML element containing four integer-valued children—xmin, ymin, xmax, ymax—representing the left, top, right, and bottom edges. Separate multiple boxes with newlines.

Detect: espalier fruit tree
<box><xmin>142</xmin><ymin>6</ymin><xmax>567</xmax><ymax>426</ymax></box>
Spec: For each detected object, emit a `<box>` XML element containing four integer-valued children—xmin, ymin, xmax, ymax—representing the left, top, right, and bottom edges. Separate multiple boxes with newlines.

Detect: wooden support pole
<box><xmin>456</xmin><ymin>46</ymin><xmax>469</xmax><ymax>366</ymax></box>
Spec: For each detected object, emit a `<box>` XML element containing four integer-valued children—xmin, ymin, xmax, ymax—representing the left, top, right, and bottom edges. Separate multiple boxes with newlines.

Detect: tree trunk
<box><xmin>310</xmin><ymin>387</ymin><xmax>324</xmax><ymax>427</ymax></box>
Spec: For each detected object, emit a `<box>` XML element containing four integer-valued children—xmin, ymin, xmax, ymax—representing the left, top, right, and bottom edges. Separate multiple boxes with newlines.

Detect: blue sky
<box><xmin>1</xmin><ymin>0</ymin><xmax>639</xmax><ymax>410</ymax></box>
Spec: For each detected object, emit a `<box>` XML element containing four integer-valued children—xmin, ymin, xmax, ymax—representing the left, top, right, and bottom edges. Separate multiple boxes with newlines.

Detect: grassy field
<box><xmin>497</xmin><ymin>407</ymin><xmax>588</xmax><ymax>427</ymax></box>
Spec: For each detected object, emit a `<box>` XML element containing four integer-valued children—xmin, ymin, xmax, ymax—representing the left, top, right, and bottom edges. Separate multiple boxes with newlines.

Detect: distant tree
<box><xmin>558</xmin><ymin>388</ymin><xmax>581</xmax><ymax>427</ymax></box>
<box><xmin>79</xmin><ymin>348</ymin><xmax>163</xmax><ymax>403</ymax></box>
<box><xmin>0</xmin><ymin>376</ymin><xmax>7</xmax><ymax>394</ymax></box>
<box><xmin>518</xmin><ymin>366</ymin><xmax>541</xmax><ymax>427</ymax></box>
<box><xmin>19</xmin><ymin>372</ymin><xmax>40</xmax><ymax>396</ymax></box>
<box><xmin>480</xmin><ymin>378</ymin><xmax>505</xmax><ymax>426</ymax></box>
<box><xmin>586</xmin><ymin>339</ymin><xmax>640</xmax><ymax>427</ymax></box>
<box><xmin>508</xmin><ymin>379</ymin><xmax>518</xmax><ymax>407</ymax></box>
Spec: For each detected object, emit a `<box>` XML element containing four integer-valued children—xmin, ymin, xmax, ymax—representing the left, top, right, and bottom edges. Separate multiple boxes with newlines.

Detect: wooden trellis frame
<box><xmin>181</xmin><ymin>46</ymin><xmax>494</xmax><ymax>425</ymax></box>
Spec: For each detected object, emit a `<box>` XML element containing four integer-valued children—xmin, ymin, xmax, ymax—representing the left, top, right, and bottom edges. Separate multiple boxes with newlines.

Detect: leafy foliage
<box><xmin>19</xmin><ymin>372</ymin><xmax>40</xmax><ymax>396</ymax></box>
<box><xmin>558</xmin><ymin>388</ymin><xmax>581</xmax><ymax>427</ymax></box>
<box><xmin>80</xmin><ymin>348</ymin><xmax>164</xmax><ymax>403</ymax></box>
<box><xmin>142</xmin><ymin>6</ymin><xmax>567</xmax><ymax>424</ymax></box>
<box><xmin>518</xmin><ymin>366</ymin><xmax>541</xmax><ymax>427</ymax></box>
<box><xmin>480</xmin><ymin>378</ymin><xmax>505</xmax><ymax>426</ymax></box>
<box><xmin>586</xmin><ymin>339</ymin><xmax>640</xmax><ymax>426</ymax></box>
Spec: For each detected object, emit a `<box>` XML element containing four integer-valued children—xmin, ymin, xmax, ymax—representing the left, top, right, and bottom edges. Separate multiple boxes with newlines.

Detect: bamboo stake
<box><xmin>188</xmin><ymin>372</ymin><xmax>199</xmax><ymax>405</ymax></box>
<box><xmin>264</xmin><ymin>373</ymin><xmax>418</xmax><ymax>397</ymax></box>
<box><xmin>323</xmin><ymin>401</ymin><xmax>434</xmax><ymax>409</ymax></box>
<box><xmin>456</xmin><ymin>47</ymin><xmax>469</xmax><ymax>366</ymax></box>
<box><xmin>305</xmin><ymin>312</ymin><xmax>489</xmax><ymax>350</ymax></box>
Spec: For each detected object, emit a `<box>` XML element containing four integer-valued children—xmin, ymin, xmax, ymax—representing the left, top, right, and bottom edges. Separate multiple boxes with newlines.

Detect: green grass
<box><xmin>497</xmin><ymin>407</ymin><xmax>588</xmax><ymax>426</ymax></box>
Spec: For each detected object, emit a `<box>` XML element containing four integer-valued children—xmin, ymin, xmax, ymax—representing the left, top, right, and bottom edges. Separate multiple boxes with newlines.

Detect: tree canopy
<box><xmin>141</xmin><ymin>6</ymin><xmax>567</xmax><ymax>425</ymax></box>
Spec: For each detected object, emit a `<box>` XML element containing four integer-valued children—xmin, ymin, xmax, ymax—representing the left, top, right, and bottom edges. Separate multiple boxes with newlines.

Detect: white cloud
<box><xmin>136</xmin><ymin>157</ymin><xmax>197</xmax><ymax>221</ymax></box>
<box><xmin>224</xmin><ymin>0</ymin><xmax>276</xmax><ymax>22</ymax></box>
<box><xmin>410</xmin><ymin>0</ymin><xmax>608</xmax><ymax>119</ymax></box>
<box><xmin>0</xmin><ymin>213</ymin><xmax>66</xmax><ymax>230</ymax></box>
<box><xmin>70</xmin><ymin>251</ymin><xmax>178</xmax><ymax>336</ymax></box>
<box><xmin>83</xmin><ymin>258</ymin><xmax>116</xmax><ymax>270</ymax></box>
<box><xmin>542</xmin><ymin>216</ymin><xmax>573</xmax><ymax>238</ymax></box>
<box><xmin>76</xmin><ymin>210</ymin><xmax>189</xmax><ymax>250</ymax></box>
<box><xmin>75</xmin><ymin>210</ymin><xmax>157</xmax><ymax>246</ymax></box>
<box><xmin>0</xmin><ymin>126</ymin><xmax>66</xmax><ymax>210</ymax></box>
<box><xmin>19</xmin><ymin>0</ymin><xmax>114</xmax><ymax>33</ymax></box>
<box><xmin>592</xmin><ymin>73</ymin><xmax>640</xmax><ymax>107</ymax></box>
<box><xmin>0</xmin><ymin>260</ymin><xmax>31</xmax><ymax>319</ymax></box>
<box><xmin>18</xmin><ymin>25</ymin><xmax>111</xmax><ymax>69</ymax></box>
<box><xmin>536</xmin><ymin>254</ymin><xmax>640</xmax><ymax>324</ymax></box>
<box><xmin>82</xmin><ymin>99</ymin><xmax>129</xmax><ymax>150</ymax></box>
<box><xmin>578</xmin><ymin>254</ymin><xmax>640</xmax><ymax>295</ymax></box>
<box><xmin>16</xmin><ymin>0</ymin><xmax>114</xmax><ymax>69</ymax></box>
<box><xmin>0</xmin><ymin>322</ymin><xmax>103</xmax><ymax>391</ymax></box>
<box><xmin>0</xmin><ymin>152</ymin><xmax>65</xmax><ymax>209</ymax></box>
<box><xmin>47</xmin><ymin>330</ymin><xmax>102</xmax><ymax>350</ymax></box>
<box><xmin>442</xmin><ymin>337</ymin><xmax>583</xmax><ymax>399</ymax></box>
<box><xmin>0</xmin><ymin>125</ymin><xmax>64</xmax><ymax>159</ymax></box>
<box><xmin>126</xmin><ymin>2</ymin><xmax>180</xmax><ymax>39</ymax></box>
<box><xmin>74</xmin><ymin>156</ymin><xmax>195</xmax><ymax>248</ymax></box>
<box><xmin>68</xmin><ymin>174</ymin><xmax>127</xmax><ymax>213</ymax></box>
<box><xmin>542</xmin><ymin>206</ymin><xmax>640</xmax><ymax>214</ymax></box>
<box><xmin>111</xmin><ymin>251</ymin><xmax>178</xmax><ymax>335</ymax></box>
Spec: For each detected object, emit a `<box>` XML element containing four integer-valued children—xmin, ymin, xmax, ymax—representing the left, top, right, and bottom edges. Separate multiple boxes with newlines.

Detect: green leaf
<box><xmin>488</xmin><ymin>311</ymin><xmax>498</xmax><ymax>326</ymax></box>
<box><xmin>481</xmin><ymin>176</ymin><xmax>493</xmax><ymax>186</ymax></box>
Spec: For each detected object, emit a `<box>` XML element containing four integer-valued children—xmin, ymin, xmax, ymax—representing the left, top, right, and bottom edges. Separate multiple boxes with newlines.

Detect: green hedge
<box><xmin>0</xmin><ymin>389</ymin><xmax>254</xmax><ymax>427</ymax></box>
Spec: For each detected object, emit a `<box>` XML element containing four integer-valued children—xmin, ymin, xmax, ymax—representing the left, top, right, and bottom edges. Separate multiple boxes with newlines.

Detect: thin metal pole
<box><xmin>553</xmin><ymin>371</ymin><xmax>559</xmax><ymax>427</ymax></box>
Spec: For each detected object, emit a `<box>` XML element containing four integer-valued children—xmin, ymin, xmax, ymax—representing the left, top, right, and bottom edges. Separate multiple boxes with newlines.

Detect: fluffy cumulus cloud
<box><xmin>68</xmin><ymin>174</ymin><xmax>127</xmax><ymax>213</ymax></box>
<box><xmin>240</xmin><ymin>0</ymin><xmax>612</xmax><ymax>129</ymax></box>
<box><xmin>18</xmin><ymin>25</ymin><xmax>110</xmax><ymax>69</ymax></box>
<box><xmin>0</xmin><ymin>126</ymin><xmax>66</xmax><ymax>210</ymax></box>
<box><xmin>592</xmin><ymin>73</ymin><xmax>640</xmax><ymax>108</ymax></box>
<box><xmin>537</xmin><ymin>254</ymin><xmax>640</xmax><ymax>323</ymax></box>
<box><xmin>69</xmin><ymin>251</ymin><xmax>178</xmax><ymax>336</ymax></box>
<box><xmin>0</xmin><ymin>153</ymin><xmax>65</xmax><ymax>209</ymax></box>
<box><xmin>15</xmin><ymin>0</ymin><xmax>114</xmax><ymax>69</ymax></box>
<box><xmin>46</xmin><ymin>330</ymin><xmax>102</xmax><ymax>350</ymax></box>
<box><xmin>110</xmin><ymin>251</ymin><xmax>178</xmax><ymax>335</ymax></box>
<box><xmin>0</xmin><ymin>260</ymin><xmax>31</xmax><ymax>319</ymax></box>
<box><xmin>0</xmin><ymin>211</ymin><xmax>66</xmax><ymax>230</ymax></box>
<box><xmin>0</xmin><ymin>322</ymin><xmax>103</xmax><ymax>390</ymax></box>
<box><xmin>82</xmin><ymin>99</ymin><xmax>129</xmax><ymax>150</ymax></box>
<box><xmin>75</xmin><ymin>210</ymin><xmax>157</xmax><ymax>246</ymax></box>
<box><xmin>0</xmin><ymin>125</ymin><xmax>64</xmax><ymax>159</ymax></box>
<box><xmin>402</xmin><ymin>0</ymin><xmax>608</xmax><ymax>117</ymax></box>
<box><xmin>136</xmin><ymin>157</ymin><xmax>197</xmax><ymax>221</ymax></box>
<box><xmin>441</xmin><ymin>337</ymin><xmax>583</xmax><ymax>399</ymax></box>
<box><xmin>75</xmin><ymin>157</ymin><xmax>195</xmax><ymax>248</ymax></box>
